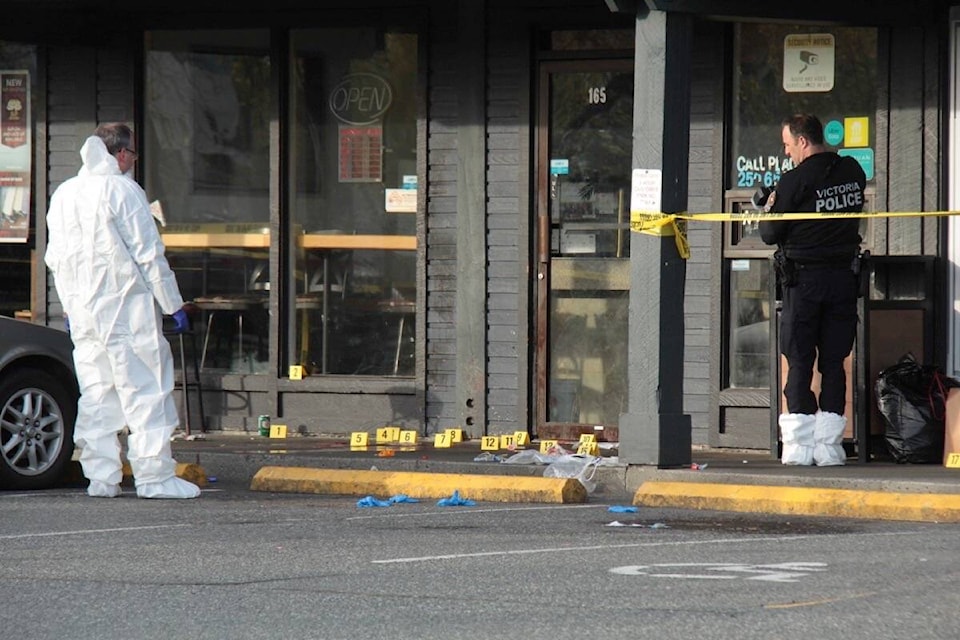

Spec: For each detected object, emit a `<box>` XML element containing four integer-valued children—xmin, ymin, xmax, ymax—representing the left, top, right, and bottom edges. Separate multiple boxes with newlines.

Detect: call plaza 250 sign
<box><xmin>328</xmin><ymin>73</ymin><xmax>393</xmax><ymax>125</ymax></box>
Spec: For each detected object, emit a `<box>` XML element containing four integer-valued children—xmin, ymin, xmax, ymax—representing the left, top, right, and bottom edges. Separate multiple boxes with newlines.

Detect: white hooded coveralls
<box><xmin>44</xmin><ymin>136</ymin><xmax>195</xmax><ymax>497</ymax></box>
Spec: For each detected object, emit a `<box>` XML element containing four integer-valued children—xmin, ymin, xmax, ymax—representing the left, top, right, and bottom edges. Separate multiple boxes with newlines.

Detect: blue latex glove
<box><xmin>171</xmin><ymin>308</ymin><xmax>190</xmax><ymax>334</ymax></box>
<box><xmin>64</xmin><ymin>316</ymin><xmax>70</xmax><ymax>334</ymax></box>
<box><xmin>389</xmin><ymin>494</ymin><xmax>420</xmax><ymax>504</ymax></box>
<box><xmin>357</xmin><ymin>496</ymin><xmax>392</xmax><ymax>508</ymax></box>
<box><xmin>437</xmin><ymin>490</ymin><xmax>476</xmax><ymax>507</ymax></box>
<box><xmin>608</xmin><ymin>505</ymin><xmax>639</xmax><ymax>513</ymax></box>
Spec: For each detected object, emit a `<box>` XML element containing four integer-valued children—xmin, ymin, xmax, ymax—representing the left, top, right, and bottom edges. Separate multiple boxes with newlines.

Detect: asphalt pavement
<box><xmin>162</xmin><ymin>431</ymin><xmax>960</xmax><ymax>523</ymax></box>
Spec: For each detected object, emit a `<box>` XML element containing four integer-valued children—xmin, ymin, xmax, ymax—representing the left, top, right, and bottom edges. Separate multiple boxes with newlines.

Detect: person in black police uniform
<box><xmin>759</xmin><ymin>113</ymin><xmax>866</xmax><ymax>466</ymax></box>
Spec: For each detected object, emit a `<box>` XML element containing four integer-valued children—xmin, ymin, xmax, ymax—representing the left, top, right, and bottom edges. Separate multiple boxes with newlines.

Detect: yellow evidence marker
<box><xmin>350</xmin><ymin>432</ymin><xmax>369</xmax><ymax>449</ymax></box>
<box><xmin>539</xmin><ymin>439</ymin><xmax>559</xmax><ymax>454</ymax></box>
<box><xmin>376</xmin><ymin>426</ymin><xmax>401</xmax><ymax>444</ymax></box>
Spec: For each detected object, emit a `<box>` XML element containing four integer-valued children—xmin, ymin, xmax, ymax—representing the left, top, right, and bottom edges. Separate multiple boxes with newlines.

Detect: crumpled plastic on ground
<box><xmin>500</xmin><ymin>447</ymin><xmax>573</xmax><ymax>465</ymax></box>
<box><xmin>473</xmin><ymin>452</ymin><xmax>503</xmax><ymax>462</ymax></box>
<box><xmin>606</xmin><ymin>521</ymin><xmax>669</xmax><ymax>529</ymax></box>
<box><xmin>437</xmin><ymin>490</ymin><xmax>476</xmax><ymax>507</ymax></box>
<box><xmin>543</xmin><ymin>454</ymin><xmax>602</xmax><ymax>494</ymax></box>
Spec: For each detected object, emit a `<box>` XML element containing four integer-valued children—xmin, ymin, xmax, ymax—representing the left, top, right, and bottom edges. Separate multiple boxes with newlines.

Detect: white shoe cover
<box><xmin>136</xmin><ymin>476</ymin><xmax>201</xmax><ymax>499</ymax></box>
<box><xmin>779</xmin><ymin>413</ymin><xmax>815</xmax><ymax>466</ymax></box>
<box><xmin>87</xmin><ymin>480</ymin><xmax>121</xmax><ymax>498</ymax></box>
<box><xmin>814</xmin><ymin>411</ymin><xmax>847</xmax><ymax>466</ymax></box>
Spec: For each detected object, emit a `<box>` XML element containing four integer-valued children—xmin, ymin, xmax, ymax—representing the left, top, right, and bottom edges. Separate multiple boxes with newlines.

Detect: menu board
<box><xmin>338</xmin><ymin>125</ymin><xmax>382</xmax><ymax>183</ymax></box>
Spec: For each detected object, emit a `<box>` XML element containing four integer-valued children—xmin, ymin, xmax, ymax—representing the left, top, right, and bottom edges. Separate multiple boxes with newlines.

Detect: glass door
<box><xmin>535</xmin><ymin>59</ymin><xmax>633</xmax><ymax>431</ymax></box>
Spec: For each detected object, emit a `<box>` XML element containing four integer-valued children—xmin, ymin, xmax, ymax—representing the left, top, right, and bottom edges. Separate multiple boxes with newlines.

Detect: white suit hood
<box><xmin>78</xmin><ymin>135</ymin><xmax>124</xmax><ymax>178</ymax></box>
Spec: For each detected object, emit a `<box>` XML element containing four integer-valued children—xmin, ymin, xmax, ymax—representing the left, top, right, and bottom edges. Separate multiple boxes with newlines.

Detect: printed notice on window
<box><xmin>783</xmin><ymin>33</ymin><xmax>835</xmax><ymax>93</ymax></box>
<box><xmin>0</xmin><ymin>70</ymin><xmax>31</xmax><ymax>243</ymax></box>
<box><xmin>338</xmin><ymin>125</ymin><xmax>382</xmax><ymax>183</ymax></box>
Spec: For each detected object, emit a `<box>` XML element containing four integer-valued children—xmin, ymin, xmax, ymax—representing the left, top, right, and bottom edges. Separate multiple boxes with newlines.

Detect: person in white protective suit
<box><xmin>44</xmin><ymin>123</ymin><xmax>201</xmax><ymax>499</ymax></box>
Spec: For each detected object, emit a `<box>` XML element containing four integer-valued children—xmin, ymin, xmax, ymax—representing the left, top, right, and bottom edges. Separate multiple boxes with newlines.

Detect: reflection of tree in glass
<box><xmin>551</xmin><ymin>72</ymin><xmax>633</xmax><ymax>201</ymax></box>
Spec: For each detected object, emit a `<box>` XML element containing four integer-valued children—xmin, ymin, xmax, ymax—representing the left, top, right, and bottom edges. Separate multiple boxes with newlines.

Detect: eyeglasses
<box><xmin>121</xmin><ymin>147</ymin><xmax>138</xmax><ymax>160</ymax></box>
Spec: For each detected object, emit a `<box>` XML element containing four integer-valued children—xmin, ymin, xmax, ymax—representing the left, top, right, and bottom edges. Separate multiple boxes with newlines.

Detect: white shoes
<box><xmin>136</xmin><ymin>476</ymin><xmax>201</xmax><ymax>499</ymax></box>
<box><xmin>779</xmin><ymin>413</ymin><xmax>815</xmax><ymax>465</ymax></box>
<box><xmin>87</xmin><ymin>480</ymin><xmax>121</xmax><ymax>498</ymax></box>
<box><xmin>814</xmin><ymin>411</ymin><xmax>847</xmax><ymax>466</ymax></box>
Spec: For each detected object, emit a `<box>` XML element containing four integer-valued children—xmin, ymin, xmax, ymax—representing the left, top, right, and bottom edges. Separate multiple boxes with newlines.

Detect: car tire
<box><xmin>0</xmin><ymin>367</ymin><xmax>77</xmax><ymax>490</ymax></box>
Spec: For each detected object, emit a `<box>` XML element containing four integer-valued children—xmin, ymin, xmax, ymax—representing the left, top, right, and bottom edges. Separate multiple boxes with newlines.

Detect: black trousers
<box><xmin>780</xmin><ymin>266</ymin><xmax>858</xmax><ymax>416</ymax></box>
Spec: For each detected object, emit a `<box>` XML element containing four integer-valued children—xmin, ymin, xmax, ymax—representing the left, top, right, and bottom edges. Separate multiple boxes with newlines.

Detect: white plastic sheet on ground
<box><xmin>500</xmin><ymin>449</ymin><xmax>618</xmax><ymax>494</ymax></box>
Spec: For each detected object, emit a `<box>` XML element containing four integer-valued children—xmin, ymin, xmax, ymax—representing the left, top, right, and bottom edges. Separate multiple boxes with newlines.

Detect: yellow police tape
<box><xmin>630</xmin><ymin>209</ymin><xmax>960</xmax><ymax>260</ymax></box>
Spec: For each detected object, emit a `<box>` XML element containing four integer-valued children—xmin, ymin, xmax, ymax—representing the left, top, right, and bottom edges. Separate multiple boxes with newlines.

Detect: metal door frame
<box><xmin>533</xmin><ymin>57</ymin><xmax>633</xmax><ymax>431</ymax></box>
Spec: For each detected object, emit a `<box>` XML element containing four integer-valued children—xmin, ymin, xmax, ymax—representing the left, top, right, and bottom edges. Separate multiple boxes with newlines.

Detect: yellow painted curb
<box><xmin>634</xmin><ymin>481</ymin><xmax>960</xmax><ymax>523</ymax></box>
<box><xmin>250</xmin><ymin>466</ymin><xmax>587</xmax><ymax>504</ymax></box>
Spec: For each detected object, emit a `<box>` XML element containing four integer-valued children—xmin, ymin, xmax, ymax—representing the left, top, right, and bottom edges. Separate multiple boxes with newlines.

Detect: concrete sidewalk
<box><xmin>168</xmin><ymin>432</ymin><xmax>960</xmax><ymax>522</ymax></box>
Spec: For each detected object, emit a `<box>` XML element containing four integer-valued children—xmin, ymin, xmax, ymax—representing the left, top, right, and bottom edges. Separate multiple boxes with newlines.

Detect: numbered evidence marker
<box><xmin>269</xmin><ymin>423</ymin><xmax>288</xmax><ymax>439</ymax></box>
<box><xmin>481</xmin><ymin>435</ymin><xmax>500</xmax><ymax>451</ymax></box>
<box><xmin>513</xmin><ymin>431</ymin><xmax>530</xmax><ymax>448</ymax></box>
<box><xmin>445</xmin><ymin>428</ymin><xmax>464</xmax><ymax>443</ymax></box>
<box><xmin>399</xmin><ymin>430</ymin><xmax>418</xmax><ymax>445</ymax></box>
<box><xmin>499</xmin><ymin>434</ymin><xmax>516</xmax><ymax>449</ymax></box>
<box><xmin>288</xmin><ymin>365</ymin><xmax>304</xmax><ymax>380</ymax></box>
<box><xmin>376</xmin><ymin>426</ymin><xmax>401</xmax><ymax>444</ymax></box>
<box><xmin>577</xmin><ymin>433</ymin><xmax>599</xmax><ymax>456</ymax></box>
<box><xmin>350</xmin><ymin>432</ymin><xmax>369</xmax><ymax>449</ymax></box>
<box><xmin>947</xmin><ymin>452</ymin><xmax>960</xmax><ymax>468</ymax></box>
<box><xmin>434</xmin><ymin>431</ymin><xmax>452</xmax><ymax>448</ymax></box>
<box><xmin>539</xmin><ymin>439</ymin><xmax>559</xmax><ymax>454</ymax></box>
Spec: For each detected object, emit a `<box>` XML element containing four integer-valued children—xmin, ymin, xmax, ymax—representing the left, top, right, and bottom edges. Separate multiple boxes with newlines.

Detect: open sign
<box><xmin>328</xmin><ymin>73</ymin><xmax>393</xmax><ymax>125</ymax></box>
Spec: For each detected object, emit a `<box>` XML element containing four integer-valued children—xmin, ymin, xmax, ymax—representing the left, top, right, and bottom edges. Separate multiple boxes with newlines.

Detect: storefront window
<box><xmin>728</xmin><ymin>259</ymin><xmax>771</xmax><ymax>388</ymax></box>
<box><xmin>289</xmin><ymin>28</ymin><xmax>418</xmax><ymax>376</ymax></box>
<box><xmin>145</xmin><ymin>30</ymin><xmax>271</xmax><ymax>373</ymax></box>
<box><xmin>724</xmin><ymin>24</ymin><xmax>877</xmax><ymax>390</ymax></box>
<box><xmin>0</xmin><ymin>42</ymin><xmax>36</xmax><ymax>318</ymax></box>
<box><xmin>731</xmin><ymin>24</ymin><xmax>878</xmax><ymax>191</ymax></box>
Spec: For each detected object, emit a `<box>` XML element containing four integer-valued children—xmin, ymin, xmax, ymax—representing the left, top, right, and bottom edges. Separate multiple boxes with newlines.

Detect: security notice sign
<box><xmin>0</xmin><ymin>70</ymin><xmax>30</xmax><ymax>243</ymax></box>
<box><xmin>783</xmin><ymin>33</ymin><xmax>835</xmax><ymax>93</ymax></box>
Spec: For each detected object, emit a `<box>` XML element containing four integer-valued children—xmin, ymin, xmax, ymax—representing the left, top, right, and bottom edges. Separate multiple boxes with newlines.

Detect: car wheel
<box><xmin>0</xmin><ymin>367</ymin><xmax>76</xmax><ymax>490</ymax></box>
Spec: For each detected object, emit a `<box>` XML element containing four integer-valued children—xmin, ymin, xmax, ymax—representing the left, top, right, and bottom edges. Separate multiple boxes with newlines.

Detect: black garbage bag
<box><xmin>875</xmin><ymin>354</ymin><xmax>960</xmax><ymax>463</ymax></box>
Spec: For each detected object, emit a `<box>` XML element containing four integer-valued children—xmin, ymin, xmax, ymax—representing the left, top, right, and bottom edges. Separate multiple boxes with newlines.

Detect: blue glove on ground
<box><xmin>608</xmin><ymin>505</ymin><xmax>638</xmax><ymax>513</ymax></box>
<box><xmin>171</xmin><ymin>308</ymin><xmax>190</xmax><ymax>333</ymax></box>
<box><xmin>357</xmin><ymin>496</ymin><xmax>392</xmax><ymax>508</ymax></box>
<box><xmin>437</xmin><ymin>490</ymin><xmax>476</xmax><ymax>507</ymax></box>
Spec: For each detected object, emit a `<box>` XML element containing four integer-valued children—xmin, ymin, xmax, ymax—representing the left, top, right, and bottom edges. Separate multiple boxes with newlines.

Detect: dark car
<box><xmin>0</xmin><ymin>316</ymin><xmax>78</xmax><ymax>490</ymax></box>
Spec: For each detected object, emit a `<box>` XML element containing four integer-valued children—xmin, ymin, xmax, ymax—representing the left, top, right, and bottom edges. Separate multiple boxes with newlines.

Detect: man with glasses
<box><xmin>45</xmin><ymin>123</ymin><xmax>200</xmax><ymax>498</ymax></box>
